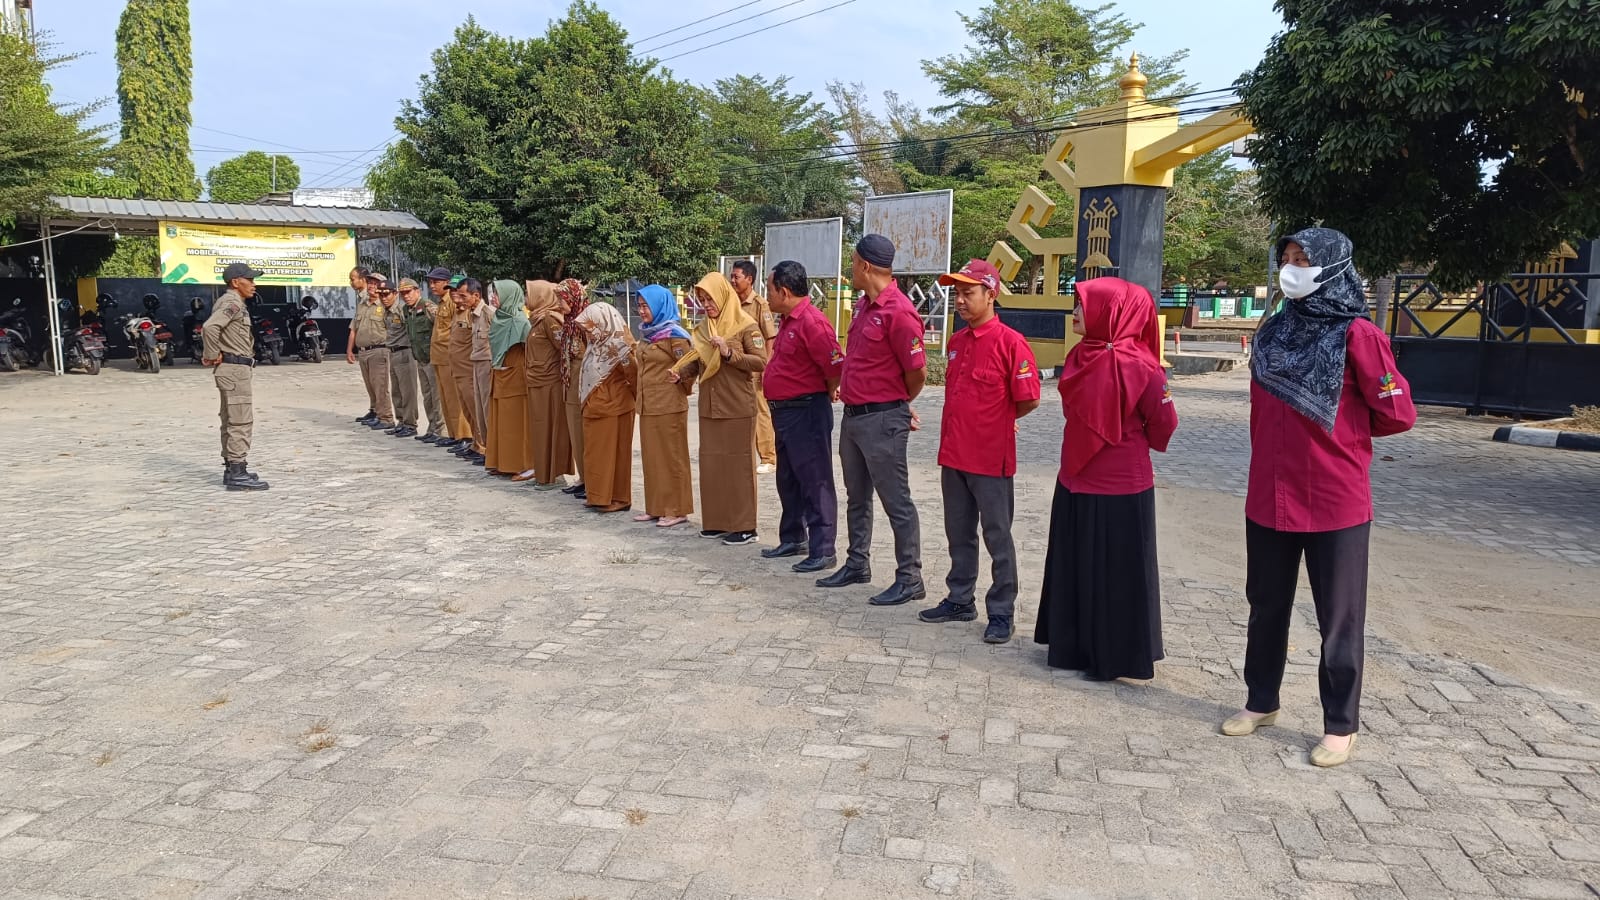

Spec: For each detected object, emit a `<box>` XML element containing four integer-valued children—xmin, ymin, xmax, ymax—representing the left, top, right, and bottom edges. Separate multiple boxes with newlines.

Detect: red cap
<box><xmin>938</xmin><ymin>259</ymin><xmax>1001</xmax><ymax>292</ymax></box>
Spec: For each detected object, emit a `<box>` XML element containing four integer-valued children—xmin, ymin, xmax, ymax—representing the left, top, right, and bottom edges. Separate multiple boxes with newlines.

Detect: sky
<box><xmin>36</xmin><ymin>0</ymin><xmax>1283</xmax><ymax>193</ymax></box>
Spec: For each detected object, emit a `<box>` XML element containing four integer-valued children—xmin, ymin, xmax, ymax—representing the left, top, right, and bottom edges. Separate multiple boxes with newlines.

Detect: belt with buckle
<box><xmin>387</xmin><ymin>345</ymin><xmax>410</xmax><ymax>353</ymax></box>
<box><xmin>768</xmin><ymin>392</ymin><xmax>825</xmax><ymax>410</ymax></box>
<box><xmin>220</xmin><ymin>353</ymin><xmax>255</xmax><ymax>367</ymax></box>
<box><xmin>843</xmin><ymin>400</ymin><xmax>905</xmax><ymax>417</ymax></box>
<box><xmin>357</xmin><ymin>344</ymin><xmax>386</xmax><ymax>352</ymax></box>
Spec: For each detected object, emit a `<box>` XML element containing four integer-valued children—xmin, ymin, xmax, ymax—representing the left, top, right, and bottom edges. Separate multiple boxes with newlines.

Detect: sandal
<box><xmin>511</xmin><ymin>470</ymin><xmax>538</xmax><ymax>482</ymax></box>
<box><xmin>633</xmin><ymin>513</ymin><xmax>659</xmax><ymax>523</ymax></box>
<box><xmin>656</xmin><ymin>515</ymin><xmax>688</xmax><ymax>528</ymax></box>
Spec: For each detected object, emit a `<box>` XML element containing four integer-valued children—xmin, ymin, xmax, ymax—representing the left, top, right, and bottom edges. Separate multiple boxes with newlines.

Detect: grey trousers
<box><xmin>415</xmin><ymin>356</ymin><xmax>444</xmax><ymax>435</ymax></box>
<box><xmin>389</xmin><ymin>347</ymin><xmax>420</xmax><ymax>428</ymax></box>
<box><xmin>839</xmin><ymin>404</ymin><xmax>921</xmax><ymax>583</ymax></box>
<box><xmin>942</xmin><ymin>467</ymin><xmax>1017</xmax><ymax>621</ymax></box>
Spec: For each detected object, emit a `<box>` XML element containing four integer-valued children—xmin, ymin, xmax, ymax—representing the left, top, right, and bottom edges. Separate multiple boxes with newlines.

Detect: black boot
<box><xmin>224</xmin><ymin>461</ymin><xmax>269</xmax><ymax>491</ymax></box>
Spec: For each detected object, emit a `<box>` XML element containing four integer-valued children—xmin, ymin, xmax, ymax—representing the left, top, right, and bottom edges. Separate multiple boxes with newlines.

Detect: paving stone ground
<box><xmin>0</xmin><ymin>361</ymin><xmax>1596</xmax><ymax>900</ymax></box>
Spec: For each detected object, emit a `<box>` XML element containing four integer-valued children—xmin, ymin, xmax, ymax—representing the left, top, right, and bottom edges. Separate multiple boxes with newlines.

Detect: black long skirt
<box><xmin>1034</xmin><ymin>483</ymin><xmax>1164</xmax><ymax>680</ymax></box>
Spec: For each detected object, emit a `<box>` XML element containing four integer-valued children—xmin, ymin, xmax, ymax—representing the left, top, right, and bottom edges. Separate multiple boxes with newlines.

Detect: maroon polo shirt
<box><xmin>763</xmin><ymin>299</ymin><xmax>843</xmax><ymax>401</ymax></box>
<box><xmin>1246</xmin><ymin>318</ymin><xmax>1417</xmax><ymax>532</ymax></box>
<box><xmin>839</xmin><ymin>282</ymin><xmax>926</xmax><ymax>405</ymax></box>
<box><xmin>1058</xmin><ymin>364</ymin><xmax>1177</xmax><ymax>495</ymax></box>
<box><xmin>938</xmin><ymin>317</ymin><xmax>1041</xmax><ymax>478</ymax></box>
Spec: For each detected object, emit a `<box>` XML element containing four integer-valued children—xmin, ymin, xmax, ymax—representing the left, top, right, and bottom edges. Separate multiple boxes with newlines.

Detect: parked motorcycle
<box><xmin>248</xmin><ymin>297</ymin><xmax>284</xmax><ymax>366</ymax></box>
<box><xmin>287</xmin><ymin>296</ymin><xmax>326</xmax><ymax>363</ymax></box>
<box><xmin>57</xmin><ymin>299</ymin><xmax>105</xmax><ymax>375</ymax></box>
<box><xmin>0</xmin><ymin>298</ymin><xmax>36</xmax><ymax>372</ymax></box>
<box><xmin>122</xmin><ymin>294</ymin><xmax>172</xmax><ymax>374</ymax></box>
<box><xmin>186</xmin><ymin>297</ymin><xmax>208</xmax><ymax>363</ymax></box>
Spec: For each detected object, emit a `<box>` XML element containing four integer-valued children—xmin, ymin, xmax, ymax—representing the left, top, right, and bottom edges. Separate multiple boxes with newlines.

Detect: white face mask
<box><xmin>1278</xmin><ymin>257</ymin><xmax>1349</xmax><ymax>299</ymax></box>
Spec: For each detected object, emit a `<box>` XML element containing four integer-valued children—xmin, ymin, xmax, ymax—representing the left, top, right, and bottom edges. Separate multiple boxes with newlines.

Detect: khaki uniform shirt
<box><xmin>352</xmin><ymin>297</ymin><xmax>387</xmax><ymax>349</ymax></box>
<box><xmin>740</xmin><ymin>291</ymin><xmax>778</xmax><ymax>341</ymax></box>
<box><xmin>201</xmin><ymin>289</ymin><xmax>253</xmax><ymax>358</ymax></box>
<box><xmin>469</xmin><ymin>303</ymin><xmax>492</xmax><ymax>363</ymax></box>
<box><xmin>382</xmin><ymin>301</ymin><xmax>410</xmax><ymax>350</ymax></box>
<box><xmin>680</xmin><ymin>324</ymin><xmax>768</xmax><ymax>420</ymax></box>
<box><xmin>430</xmin><ymin>296</ymin><xmax>455</xmax><ymax>364</ymax></box>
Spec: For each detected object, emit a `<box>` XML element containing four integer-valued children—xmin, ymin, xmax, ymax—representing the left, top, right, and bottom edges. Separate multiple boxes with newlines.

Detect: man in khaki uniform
<box><xmin>347</xmin><ymin>272</ymin><xmax>394</xmax><ymax>429</ymax></box>
<box><xmin>400</xmin><ymin>277</ymin><xmax>444</xmax><ymax>442</ymax></box>
<box><xmin>348</xmin><ymin>266</ymin><xmax>376</xmax><ymax>422</ymax></box>
<box><xmin>380</xmin><ymin>280</ymin><xmax>420</xmax><ymax>438</ymax></box>
<box><xmin>731</xmin><ymin>259</ymin><xmax>778</xmax><ymax>473</ymax></box>
<box><xmin>202</xmin><ymin>263</ymin><xmax>269</xmax><ymax>491</ymax></box>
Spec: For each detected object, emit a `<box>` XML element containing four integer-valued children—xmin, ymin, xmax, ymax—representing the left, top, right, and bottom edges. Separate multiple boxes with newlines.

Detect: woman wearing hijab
<box><xmin>1221</xmin><ymin>228</ymin><xmax>1415</xmax><ymax>768</ymax></box>
<box><xmin>556</xmin><ymin>279</ymin><xmax>590</xmax><ymax>501</ymax></box>
<box><xmin>517</xmin><ymin>280</ymin><xmax>573</xmax><ymax>490</ymax></box>
<box><xmin>633</xmin><ymin>285</ymin><xmax>695</xmax><ymax>528</ymax></box>
<box><xmin>484</xmin><ymin>280</ymin><xmax>534</xmax><ymax>478</ymax></box>
<box><xmin>576</xmin><ymin>303</ymin><xmax>637</xmax><ymax>513</ymax></box>
<box><xmin>1035</xmin><ymin>277</ymin><xmax>1177</xmax><ymax>682</ymax></box>
<box><xmin>669</xmin><ymin>272</ymin><xmax>768</xmax><ymax>545</ymax></box>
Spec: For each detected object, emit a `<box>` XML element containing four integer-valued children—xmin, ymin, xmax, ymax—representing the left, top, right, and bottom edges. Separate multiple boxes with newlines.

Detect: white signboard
<box><xmin>763</xmin><ymin>218</ymin><xmax>843</xmax><ymax>279</ymax></box>
<box><xmin>862</xmin><ymin>190</ymin><xmax>954</xmax><ymax>276</ymax></box>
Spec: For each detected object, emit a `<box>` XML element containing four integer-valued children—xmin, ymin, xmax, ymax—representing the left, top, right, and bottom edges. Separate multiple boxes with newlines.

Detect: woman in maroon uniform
<box><xmin>1221</xmin><ymin>227</ymin><xmax>1416</xmax><ymax>768</ymax></box>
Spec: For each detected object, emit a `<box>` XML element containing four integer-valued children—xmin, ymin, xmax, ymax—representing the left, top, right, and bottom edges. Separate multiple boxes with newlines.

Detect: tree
<box><xmin>700</xmin><ymin>74</ymin><xmax>853</xmax><ymax>255</ymax></box>
<box><xmin>371</xmin><ymin>5</ymin><xmax>722</xmax><ymax>285</ymax></box>
<box><xmin>114</xmin><ymin>0</ymin><xmax>198</xmax><ymax>200</ymax></box>
<box><xmin>827</xmin><ymin>81</ymin><xmax>904</xmax><ymax>196</ymax></box>
<box><xmin>1239</xmin><ymin>0</ymin><xmax>1600</xmax><ymax>287</ymax></box>
<box><xmin>205</xmin><ymin>151</ymin><xmax>300</xmax><ymax>203</ymax></box>
<box><xmin>922</xmin><ymin>0</ymin><xmax>1190</xmax><ymax>156</ymax></box>
<box><xmin>1163</xmin><ymin>149</ymin><xmax>1271</xmax><ymax>288</ymax></box>
<box><xmin>0</xmin><ymin>32</ymin><xmax>111</xmax><ymax>225</ymax></box>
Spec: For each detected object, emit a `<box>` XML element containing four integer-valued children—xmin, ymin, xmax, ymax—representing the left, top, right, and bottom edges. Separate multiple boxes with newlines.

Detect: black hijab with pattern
<box><xmin>1250</xmin><ymin>227</ymin><xmax>1367</xmax><ymax>432</ymax></box>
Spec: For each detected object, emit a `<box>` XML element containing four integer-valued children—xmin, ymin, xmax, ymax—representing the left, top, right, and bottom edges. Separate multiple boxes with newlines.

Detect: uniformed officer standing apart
<box><xmin>201</xmin><ymin>262</ymin><xmax>269</xmax><ymax>491</ymax></box>
<box><xmin>381</xmin><ymin>278</ymin><xmax>421</xmax><ymax>438</ymax></box>
<box><xmin>919</xmin><ymin>260</ymin><xmax>1040</xmax><ymax>644</ymax></box>
<box><xmin>347</xmin><ymin>266</ymin><xmax>374</xmax><ymax>421</ymax></box>
<box><xmin>399</xmin><ymin>277</ymin><xmax>444</xmax><ymax>443</ymax></box>
<box><xmin>348</xmin><ymin>272</ymin><xmax>394</xmax><ymax>429</ymax></box>
<box><xmin>759</xmin><ymin>260</ymin><xmax>845</xmax><ymax>574</ymax></box>
<box><xmin>729</xmin><ymin>260</ymin><xmax>778</xmax><ymax>474</ymax></box>
<box><xmin>817</xmin><ymin>234</ymin><xmax>928</xmax><ymax>607</ymax></box>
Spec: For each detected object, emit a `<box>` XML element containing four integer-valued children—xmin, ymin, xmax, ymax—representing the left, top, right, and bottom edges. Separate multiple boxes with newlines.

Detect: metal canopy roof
<box><xmin>43</xmin><ymin>196</ymin><xmax>428</xmax><ymax>236</ymax></box>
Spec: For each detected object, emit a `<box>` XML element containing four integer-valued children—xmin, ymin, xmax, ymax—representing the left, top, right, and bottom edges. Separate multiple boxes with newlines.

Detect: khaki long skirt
<box><xmin>641</xmin><ymin>412</ymin><xmax>693</xmax><ymax>517</ymax></box>
<box><xmin>486</xmin><ymin>364</ymin><xmax>533</xmax><ymax>475</ymax></box>
<box><xmin>565</xmin><ymin>398</ymin><xmax>586</xmax><ymax>484</ymax></box>
<box><xmin>582</xmin><ymin>413</ymin><xmax>634</xmax><ymax>508</ymax></box>
<box><xmin>433</xmin><ymin>362</ymin><xmax>470</xmax><ymax>440</ymax></box>
<box><xmin>527</xmin><ymin>384</ymin><xmax>571</xmax><ymax>486</ymax></box>
<box><xmin>699</xmin><ymin>416</ymin><xmax>757</xmax><ymax>533</ymax></box>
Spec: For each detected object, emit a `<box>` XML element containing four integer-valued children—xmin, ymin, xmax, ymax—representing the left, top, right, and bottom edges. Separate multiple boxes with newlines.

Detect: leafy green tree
<box><xmin>701</xmin><ymin>74</ymin><xmax>853</xmax><ymax>255</ymax></box>
<box><xmin>1239</xmin><ymin>0</ymin><xmax>1600</xmax><ymax>287</ymax></box>
<box><xmin>0</xmin><ymin>32</ymin><xmax>111</xmax><ymax>225</ymax></box>
<box><xmin>114</xmin><ymin>0</ymin><xmax>199</xmax><ymax>200</ymax></box>
<box><xmin>205</xmin><ymin>151</ymin><xmax>300</xmax><ymax>203</ymax></box>
<box><xmin>372</xmin><ymin>5</ymin><xmax>722</xmax><ymax>285</ymax></box>
<box><xmin>922</xmin><ymin>0</ymin><xmax>1190</xmax><ymax>156</ymax></box>
<box><xmin>1163</xmin><ymin>149</ymin><xmax>1270</xmax><ymax>289</ymax></box>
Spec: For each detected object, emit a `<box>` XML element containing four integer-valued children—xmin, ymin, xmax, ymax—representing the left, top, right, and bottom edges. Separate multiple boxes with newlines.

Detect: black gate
<box><xmin>1386</xmin><ymin>270</ymin><xmax>1600</xmax><ymax>418</ymax></box>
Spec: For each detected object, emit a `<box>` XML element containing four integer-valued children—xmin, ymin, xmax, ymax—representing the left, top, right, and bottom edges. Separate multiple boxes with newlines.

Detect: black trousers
<box><xmin>773</xmin><ymin>395</ymin><xmax>837</xmax><ymax>559</ymax></box>
<box><xmin>1244</xmin><ymin>519</ymin><xmax>1371</xmax><ymax>735</ymax></box>
<box><xmin>941</xmin><ymin>467</ymin><xmax>1016</xmax><ymax>621</ymax></box>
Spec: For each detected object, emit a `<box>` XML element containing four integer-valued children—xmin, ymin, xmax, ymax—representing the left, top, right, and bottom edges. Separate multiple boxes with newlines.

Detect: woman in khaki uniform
<box><xmin>633</xmin><ymin>285</ymin><xmax>694</xmax><ymax>528</ymax></box>
<box><xmin>428</xmin><ymin>274</ymin><xmax>470</xmax><ymax>447</ymax></box>
<box><xmin>484</xmin><ymin>280</ymin><xmax>533</xmax><ymax>477</ymax></box>
<box><xmin>577</xmin><ymin>303</ymin><xmax>638</xmax><ymax>513</ymax></box>
<box><xmin>669</xmin><ymin>272</ymin><xmax>768</xmax><ymax>544</ymax></box>
<box><xmin>557</xmin><ymin>279</ymin><xmax>590</xmax><ymax>500</ymax></box>
<box><xmin>518</xmin><ymin>280</ymin><xmax>572</xmax><ymax>490</ymax></box>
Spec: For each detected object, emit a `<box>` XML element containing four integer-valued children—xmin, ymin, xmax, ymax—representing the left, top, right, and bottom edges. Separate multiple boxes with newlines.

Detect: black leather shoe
<box><xmin>918</xmin><ymin>599</ymin><xmax>978</xmax><ymax>623</ymax></box>
<box><xmin>561</xmin><ymin>483</ymin><xmax>583</xmax><ymax>495</ymax></box>
<box><xmin>391</xmin><ymin>426</ymin><xmax>417</xmax><ymax>438</ymax></box>
<box><xmin>453</xmin><ymin>444</ymin><xmax>474</xmax><ymax>456</ymax></box>
<box><xmin>869</xmin><ymin>580</ymin><xmax>926</xmax><ymax>607</ymax></box>
<box><xmin>761</xmin><ymin>542</ymin><xmax>805</xmax><ymax>559</ymax></box>
<box><xmin>470</xmin><ymin>455</ymin><xmax>486</xmax><ymax>466</ymax></box>
<box><xmin>368</xmin><ymin>420</ymin><xmax>395</xmax><ymax>429</ymax></box>
<box><xmin>792</xmin><ymin>555</ymin><xmax>834</xmax><ymax>574</ymax></box>
<box><xmin>416</xmin><ymin>432</ymin><xmax>438</xmax><ymax>443</ymax></box>
<box><xmin>356</xmin><ymin>411</ymin><xmax>376</xmax><ymax>424</ymax></box>
<box><xmin>983</xmin><ymin>619</ymin><xmax>1014</xmax><ymax>644</ymax></box>
<box><xmin>816</xmin><ymin>565</ymin><xmax>871</xmax><ymax>588</ymax></box>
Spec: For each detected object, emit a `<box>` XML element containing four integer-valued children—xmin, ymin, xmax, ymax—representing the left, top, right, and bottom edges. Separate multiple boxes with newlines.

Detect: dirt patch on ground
<box><xmin>1528</xmin><ymin>405</ymin><xmax>1600</xmax><ymax>434</ymax></box>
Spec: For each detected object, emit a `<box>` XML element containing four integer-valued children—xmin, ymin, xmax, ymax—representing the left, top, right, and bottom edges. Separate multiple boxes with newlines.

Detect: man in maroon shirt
<box><xmin>917</xmin><ymin>260</ymin><xmax>1041</xmax><ymax>643</ymax></box>
<box><xmin>817</xmin><ymin>235</ymin><xmax>928</xmax><ymax>607</ymax></box>
<box><xmin>758</xmin><ymin>260</ymin><xmax>845</xmax><ymax>573</ymax></box>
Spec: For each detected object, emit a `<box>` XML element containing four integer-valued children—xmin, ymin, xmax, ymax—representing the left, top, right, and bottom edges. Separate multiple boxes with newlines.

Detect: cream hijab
<box><xmin>577</xmin><ymin>302</ymin><xmax>634</xmax><ymax>405</ymax></box>
<box><xmin>670</xmin><ymin>271</ymin><xmax>756</xmax><ymax>382</ymax></box>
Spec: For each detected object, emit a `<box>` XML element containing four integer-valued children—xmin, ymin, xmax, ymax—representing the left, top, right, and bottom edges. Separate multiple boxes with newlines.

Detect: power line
<box><xmin>302</xmin><ymin>132</ymin><xmax>400</xmax><ymax>188</ymax></box>
<box><xmin>636</xmin><ymin>0</ymin><xmax>811</xmax><ymax>54</ymax></box>
<box><xmin>657</xmin><ymin>0</ymin><xmax>859</xmax><ymax>62</ymax></box>
<box><xmin>632</xmin><ymin>0</ymin><xmax>771</xmax><ymax>44</ymax></box>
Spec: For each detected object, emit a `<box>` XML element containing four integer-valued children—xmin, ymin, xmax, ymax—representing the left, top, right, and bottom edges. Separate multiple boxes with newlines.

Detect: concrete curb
<box><xmin>1491</xmin><ymin>423</ymin><xmax>1600</xmax><ymax>452</ymax></box>
<box><xmin>1167</xmin><ymin>353</ymin><xmax>1245</xmax><ymax>376</ymax></box>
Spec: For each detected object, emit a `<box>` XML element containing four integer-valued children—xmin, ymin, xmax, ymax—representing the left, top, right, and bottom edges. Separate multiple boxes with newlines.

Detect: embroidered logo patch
<box><xmin>751</xmin><ymin>336</ymin><xmax>765</xmax><ymax>349</ymax></box>
<box><xmin>1161</xmin><ymin>381</ymin><xmax>1173</xmax><ymax>404</ymax></box>
<box><xmin>829</xmin><ymin>348</ymin><xmax>844</xmax><ymax>365</ymax></box>
<box><xmin>672</xmin><ymin>348</ymin><xmax>685</xmax><ymax>358</ymax></box>
<box><xmin>1016</xmin><ymin>359</ymin><xmax>1034</xmax><ymax>380</ymax></box>
<box><xmin>1378</xmin><ymin>372</ymin><xmax>1404</xmax><ymax>399</ymax></box>
<box><xmin>910</xmin><ymin>336</ymin><xmax>924</xmax><ymax>356</ymax></box>
<box><xmin>948</xmin><ymin>350</ymin><xmax>958</xmax><ymax>362</ymax></box>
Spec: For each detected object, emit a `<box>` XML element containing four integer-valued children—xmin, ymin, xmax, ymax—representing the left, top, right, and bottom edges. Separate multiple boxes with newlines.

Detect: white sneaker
<box><xmin>757</xmin><ymin>463</ymin><xmax>775</xmax><ymax>475</ymax></box>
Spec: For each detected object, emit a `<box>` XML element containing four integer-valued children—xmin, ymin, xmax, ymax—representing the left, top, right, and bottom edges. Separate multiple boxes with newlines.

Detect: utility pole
<box><xmin>271</xmin><ymin>155</ymin><xmax>277</xmax><ymax>192</ymax></box>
